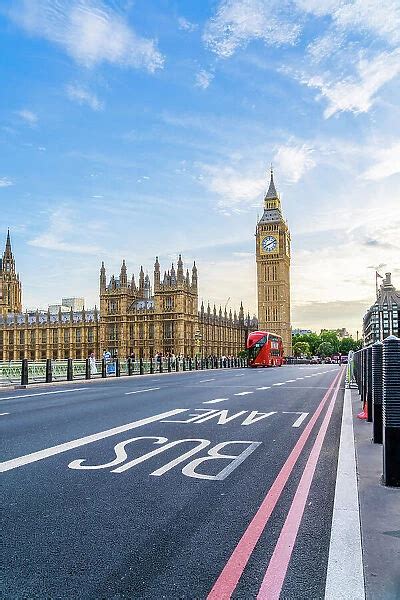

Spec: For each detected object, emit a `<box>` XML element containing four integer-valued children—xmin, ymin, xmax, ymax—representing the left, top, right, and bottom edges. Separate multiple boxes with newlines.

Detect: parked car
<box><xmin>310</xmin><ymin>356</ymin><xmax>320</xmax><ymax>364</ymax></box>
<box><xmin>324</xmin><ymin>357</ymin><xmax>332</xmax><ymax>364</ymax></box>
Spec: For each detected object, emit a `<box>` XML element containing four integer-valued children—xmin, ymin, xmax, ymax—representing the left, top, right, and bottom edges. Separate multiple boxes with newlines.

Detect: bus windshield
<box><xmin>248</xmin><ymin>334</ymin><xmax>268</xmax><ymax>361</ymax></box>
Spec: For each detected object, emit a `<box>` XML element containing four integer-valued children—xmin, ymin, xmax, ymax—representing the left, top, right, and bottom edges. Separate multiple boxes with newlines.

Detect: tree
<box><xmin>293</xmin><ymin>341</ymin><xmax>310</xmax><ymax>357</ymax></box>
<box><xmin>339</xmin><ymin>337</ymin><xmax>357</xmax><ymax>354</ymax></box>
<box><xmin>320</xmin><ymin>331</ymin><xmax>340</xmax><ymax>353</ymax></box>
<box><xmin>292</xmin><ymin>333</ymin><xmax>320</xmax><ymax>355</ymax></box>
<box><xmin>317</xmin><ymin>341</ymin><xmax>334</xmax><ymax>358</ymax></box>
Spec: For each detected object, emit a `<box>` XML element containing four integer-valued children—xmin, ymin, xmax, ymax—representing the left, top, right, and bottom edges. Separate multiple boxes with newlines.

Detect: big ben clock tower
<box><xmin>256</xmin><ymin>168</ymin><xmax>292</xmax><ymax>356</ymax></box>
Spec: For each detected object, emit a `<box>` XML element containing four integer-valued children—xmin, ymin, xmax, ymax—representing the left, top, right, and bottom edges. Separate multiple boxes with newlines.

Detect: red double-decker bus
<box><xmin>246</xmin><ymin>331</ymin><xmax>284</xmax><ymax>367</ymax></box>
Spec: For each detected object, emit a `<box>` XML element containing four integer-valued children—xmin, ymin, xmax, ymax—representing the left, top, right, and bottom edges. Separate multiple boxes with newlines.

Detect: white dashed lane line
<box><xmin>234</xmin><ymin>391</ymin><xmax>254</xmax><ymax>396</ymax></box>
<box><xmin>203</xmin><ymin>398</ymin><xmax>228</xmax><ymax>404</ymax></box>
<box><xmin>234</xmin><ymin>374</ymin><xmax>245</xmax><ymax>377</ymax></box>
<box><xmin>198</xmin><ymin>378</ymin><xmax>216</xmax><ymax>383</ymax></box>
<box><xmin>285</xmin><ymin>379</ymin><xmax>296</xmax><ymax>383</ymax></box>
<box><xmin>0</xmin><ymin>388</ymin><xmax>89</xmax><ymax>402</ymax></box>
<box><xmin>0</xmin><ymin>412</ymin><xmax>9</xmax><ymax>416</ymax></box>
<box><xmin>125</xmin><ymin>387</ymin><xmax>160</xmax><ymax>395</ymax></box>
<box><xmin>257</xmin><ymin>386</ymin><xmax>271</xmax><ymax>390</ymax></box>
<box><xmin>273</xmin><ymin>383</ymin><xmax>285</xmax><ymax>386</ymax></box>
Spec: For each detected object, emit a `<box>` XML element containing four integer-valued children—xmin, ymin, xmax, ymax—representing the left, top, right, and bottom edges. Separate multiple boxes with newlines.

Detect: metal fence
<box><xmin>0</xmin><ymin>356</ymin><xmax>249</xmax><ymax>387</ymax></box>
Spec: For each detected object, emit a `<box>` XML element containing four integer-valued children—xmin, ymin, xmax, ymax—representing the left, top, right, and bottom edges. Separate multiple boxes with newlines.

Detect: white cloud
<box><xmin>362</xmin><ymin>142</ymin><xmax>400</xmax><ymax>180</ymax></box>
<box><xmin>16</xmin><ymin>109</ymin><xmax>38</xmax><ymax>125</ymax></box>
<box><xmin>29</xmin><ymin>208</ymin><xmax>101</xmax><ymax>254</ymax></box>
<box><xmin>301</xmin><ymin>49</ymin><xmax>400</xmax><ymax>118</ymax></box>
<box><xmin>297</xmin><ymin>0</ymin><xmax>400</xmax><ymax>46</ymax></box>
<box><xmin>0</xmin><ymin>177</ymin><xmax>14</xmax><ymax>187</ymax></box>
<box><xmin>200</xmin><ymin>164</ymin><xmax>265</xmax><ymax>211</ymax></box>
<box><xmin>0</xmin><ymin>177</ymin><xmax>13</xmax><ymax>187</ymax></box>
<box><xmin>66</xmin><ymin>83</ymin><xmax>104</xmax><ymax>110</ymax></box>
<box><xmin>203</xmin><ymin>0</ymin><xmax>300</xmax><ymax>58</ymax></box>
<box><xmin>178</xmin><ymin>17</ymin><xmax>197</xmax><ymax>32</ymax></box>
<box><xmin>6</xmin><ymin>0</ymin><xmax>164</xmax><ymax>72</ymax></box>
<box><xmin>195</xmin><ymin>69</ymin><xmax>214</xmax><ymax>89</ymax></box>
<box><xmin>274</xmin><ymin>143</ymin><xmax>315</xmax><ymax>183</ymax></box>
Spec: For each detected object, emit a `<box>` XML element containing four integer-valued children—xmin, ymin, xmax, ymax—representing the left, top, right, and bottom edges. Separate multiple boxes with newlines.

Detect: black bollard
<box><xmin>45</xmin><ymin>358</ymin><xmax>52</xmax><ymax>383</ymax></box>
<box><xmin>168</xmin><ymin>357</ymin><xmax>171</xmax><ymax>372</ymax></box>
<box><xmin>159</xmin><ymin>359</ymin><xmax>163</xmax><ymax>374</ymax></box>
<box><xmin>21</xmin><ymin>358</ymin><xmax>28</xmax><ymax>386</ymax></box>
<box><xmin>189</xmin><ymin>358</ymin><xmax>193</xmax><ymax>371</ymax></box>
<box><xmin>85</xmin><ymin>358</ymin><xmax>91</xmax><ymax>380</ymax></box>
<box><xmin>372</xmin><ymin>341</ymin><xmax>383</xmax><ymax>444</ymax></box>
<box><xmin>115</xmin><ymin>358</ymin><xmax>120</xmax><ymax>377</ymax></box>
<box><xmin>175</xmin><ymin>358</ymin><xmax>179</xmax><ymax>372</ymax></box>
<box><xmin>366</xmin><ymin>346</ymin><xmax>373</xmax><ymax>422</ymax></box>
<box><xmin>382</xmin><ymin>335</ymin><xmax>400</xmax><ymax>486</ymax></box>
<box><xmin>67</xmin><ymin>358</ymin><xmax>73</xmax><ymax>381</ymax></box>
<box><xmin>140</xmin><ymin>358</ymin><xmax>144</xmax><ymax>375</ymax></box>
<box><xmin>183</xmin><ymin>358</ymin><xmax>186</xmax><ymax>371</ymax></box>
<box><xmin>128</xmin><ymin>358</ymin><xmax>133</xmax><ymax>376</ymax></box>
<box><xmin>102</xmin><ymin>358</ymin><xmax>106</xmax><ymax>378</ymax></box>
<box><xmin>150</xmin><ymin>358</ymin><xmax>154</xmax><ymax>374</ymax></box>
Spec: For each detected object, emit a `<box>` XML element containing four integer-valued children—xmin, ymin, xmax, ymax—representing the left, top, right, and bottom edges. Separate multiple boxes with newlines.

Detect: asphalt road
<box><xmin>1</xmin><ymin>364</ymin><xmax>345</xmax><ymax>599</ymax></box>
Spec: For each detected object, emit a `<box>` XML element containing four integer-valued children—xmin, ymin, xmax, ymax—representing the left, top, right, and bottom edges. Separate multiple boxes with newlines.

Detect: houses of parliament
<box><xmin>0</xmin><ymin>170</ymin><xmax>292</xmax><ymax>361</ymax></box>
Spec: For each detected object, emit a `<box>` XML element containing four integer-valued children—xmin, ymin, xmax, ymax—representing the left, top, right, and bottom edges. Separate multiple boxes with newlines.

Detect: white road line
<box><xmin>304</xmin><ymin>375</ymin><xmax>313</xmax><ymax>378</ymax></box>
<box><xmin>285</xmin><ymin>379</ymin><xmax>296</xmax><ymax>383</ymax></box>
<box><xmin>125</xmin><ymin>387</ymin><xmax>160</xmax><ymax>395</ymax></box>
<box><xmin>324</xmin><ymin>388</ymin><xmax>365</xmax><ymax>600</ymax></box>
<box><xmin>0</xmin><ymin>388</ymin><xmax>89</xmax><ymax>401</ymax></box>
<box><xmin>0</xmin><ymin>408</ymin><xmax>187</xmax><ymax>473</ymax></box>
<box><xmin>234</xmin><ymin>391</ymin><xmax>254</xmax><ymax>396</ymax></box>
<box><xmin>256</xmin><ymin>386</ymin><xmax>271</xmax><ymax>390</ymax></box>
<box><xmin>203</xmin><ymin>398</ymin><xmax>228</xmax><ymax>404</ymax></box>
<box><xmin>296</xmin><ymin>377</ymin><xmax>304</xmax><ymax>380</ymax></box>
<box><xmin>198</xmin><ymin>379</ymin><xmax>216</xmax><ymax>383</ymax></box>
<box><xmin>282</xmin><ymin>412</ymin><xmax>310</xmax><ymax>428</ymax></box>
<box><xmin>235</xmin><ymin>374</ymin><xmax>245</xmax><ymax>377</ymax></box>
<box><xmin>273</xmin><ymin>382</ymin><xmax>285</xmax><ymax>386</ymax></box>
<box><xmin>0</xmin><ymin>412</ymin><xmax>9</xmax><ymax>416</ymax></box>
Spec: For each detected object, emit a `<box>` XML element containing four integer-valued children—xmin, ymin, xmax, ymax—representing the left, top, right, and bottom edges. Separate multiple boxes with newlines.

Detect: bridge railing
<box><xmin>0</xmin><ymin>356</ymin><xmax>249</xmax><ymax>387</ymax></box>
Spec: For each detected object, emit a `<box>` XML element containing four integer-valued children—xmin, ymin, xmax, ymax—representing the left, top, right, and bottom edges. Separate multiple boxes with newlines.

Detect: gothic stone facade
<box><xmin>0</xmin><ymin>233</ymin><xmax>255</xmax><ymax>361</ymax></box>
<box><xmin>256</xmin><ymin>170</ymin><xmax>292</xmax><ymax>356</ymax></box>
<box><xmin>100</xmin><ymin>256</ymin><xmax>255</xmax><ymax>359</ymax></box>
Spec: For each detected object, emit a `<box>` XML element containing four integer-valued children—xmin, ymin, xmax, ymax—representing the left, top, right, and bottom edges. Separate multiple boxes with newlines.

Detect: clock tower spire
<box><xmin>255</xmin><ymin>168</ymin><xmax>292</xmax><ymax>356</ymax></box>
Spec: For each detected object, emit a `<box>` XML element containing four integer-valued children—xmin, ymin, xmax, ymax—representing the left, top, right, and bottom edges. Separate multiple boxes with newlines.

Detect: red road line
<box><xmin>257</xmin><ymin>370</ymin><xmax>343</xmax><ymax>599</ymax></box>
<box><xmin>207</xmin><ymin>368</ymin><xmax>343</xmax><ymax>600</ymax></box>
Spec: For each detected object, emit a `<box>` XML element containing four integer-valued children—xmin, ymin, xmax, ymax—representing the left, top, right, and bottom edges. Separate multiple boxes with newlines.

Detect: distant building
<box><xmin>62</xmin><ymin>298</ymin><xmax>85</xmax><ymax>311</ymax></box>
<box><xmin>321</xmin><ymin>328</ymin><xmax>350</xmax><ymax>339</ymax></box>
<box><xmin>48</xmin><ymin>298</ymin><xmax>86</xmax><ymax>315</ymax></box>
<box><xmin>363</xmin><ymin>273</ymin><xmax>400</xmax><ymax>346</ymax></box>
<box><xmin>292</xmin><ymin>328</ymin><xmax>313</xmax><ymax>336</ymax></box>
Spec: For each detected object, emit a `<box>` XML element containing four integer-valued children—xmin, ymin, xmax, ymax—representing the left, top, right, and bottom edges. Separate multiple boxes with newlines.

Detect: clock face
<box><xmin>262</xmin><ymin>235</ymin><xmax>278</xmax><ymax>253</ymax></box>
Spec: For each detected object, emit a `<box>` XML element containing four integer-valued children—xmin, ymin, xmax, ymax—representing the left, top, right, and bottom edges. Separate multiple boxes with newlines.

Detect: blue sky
<box><xmin>1</xmin><ymin>0</ymin><xmax>399</xmax><ymax>334</ymax></box>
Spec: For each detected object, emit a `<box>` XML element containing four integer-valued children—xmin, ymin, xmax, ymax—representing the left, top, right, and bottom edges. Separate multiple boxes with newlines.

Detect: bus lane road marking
<box><xmin>0</xmin><ymin>412</ymin><xmax>9</xmax><ymax>416</ymax></box>
<box><xmin>0</xmin><ymin>408</ymin><xmax>187</xmax><ymax>473</ymax></box>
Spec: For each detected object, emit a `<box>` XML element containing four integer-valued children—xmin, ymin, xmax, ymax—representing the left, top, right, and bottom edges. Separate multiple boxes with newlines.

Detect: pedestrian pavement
<box><xmin>351</xmin><ymin>388</ymin><xmax>400</xmax><ymax>600</ymax></box>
